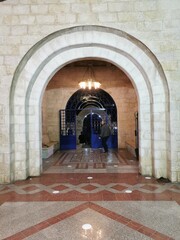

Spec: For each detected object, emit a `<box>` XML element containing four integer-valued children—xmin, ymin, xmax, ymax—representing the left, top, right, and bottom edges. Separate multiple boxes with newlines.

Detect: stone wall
<box><xmin>0</xmin><ymin>0</ymin><xmax>179</xmax><ymax>183</ymax></box>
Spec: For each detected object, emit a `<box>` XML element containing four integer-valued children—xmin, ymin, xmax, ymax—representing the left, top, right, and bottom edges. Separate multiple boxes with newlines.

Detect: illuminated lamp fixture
<box><xmin>79</xmin><ymin>64</ymin><xmax>101</xmax><ymax>90</ymax></box>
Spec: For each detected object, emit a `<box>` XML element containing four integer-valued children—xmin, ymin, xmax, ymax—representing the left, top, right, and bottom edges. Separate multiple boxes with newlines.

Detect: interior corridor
<box><xmin>0</xmin><ymin>148</ymin><xmax>180</xmax><ymax>240</ymax></box>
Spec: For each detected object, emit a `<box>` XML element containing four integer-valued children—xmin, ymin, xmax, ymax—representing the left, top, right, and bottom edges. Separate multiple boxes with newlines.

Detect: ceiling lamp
<box><xmin>79</xmin><ymin>64</ymin><xmax>101</xmax><ymax>90</ymax></box>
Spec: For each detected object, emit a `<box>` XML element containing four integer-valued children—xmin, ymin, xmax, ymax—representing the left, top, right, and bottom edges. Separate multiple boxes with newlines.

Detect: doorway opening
<box><xmin>59</xmin><ymin>87</ymin><xmax>118</xmax><ymax>150</ymax></box>
<box><xmin>82</xmin><ymin>111</ymin><xmax>102</xmax><ymax>147</ymax></box>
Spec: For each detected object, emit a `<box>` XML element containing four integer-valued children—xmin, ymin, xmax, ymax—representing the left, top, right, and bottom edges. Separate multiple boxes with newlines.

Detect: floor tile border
<box><xmin>89</xmin><ymin>202</ymin><xmax>174</xmax><ymax>240</ymax></box>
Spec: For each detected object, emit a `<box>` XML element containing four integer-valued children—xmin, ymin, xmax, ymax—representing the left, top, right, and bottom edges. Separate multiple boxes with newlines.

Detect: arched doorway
<box><xmin>10</xmin><ymin>26</ymin><xmax>171</xmax><ymax>182</ymax></box>
<box><xmin>82</xmin><ymin>112</ymin><xmax>101</xmax><ymax>147</ymax></box>
<box><xmin>59</xmin><ymin>87</ymin><xmax>118</xmax><ymax>150</ymax></box>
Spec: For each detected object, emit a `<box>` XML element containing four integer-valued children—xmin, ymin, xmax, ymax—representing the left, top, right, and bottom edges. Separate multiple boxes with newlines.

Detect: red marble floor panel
<box><xmin>101</xmin><ymin>190</ymin><xmax>117</xmax><ymax>201</ymax></box>
<box><xmin>111</xmin><ymin>184</ymin><xmax>128</xmax><ymax>191</ymax></box>
<box><xmin>115</xmin><ymin>193</ymin><xmax>136</xmax><ymax>201</ymax></box>
<box><xmin>125</xmin><ymin>190</ymin><xmax>145</xmax><ymax>201</ymax></box>
<box><xmin>52</xmin><ymin>184</ymin><xmax>69</xmax><ymax>191</ymax></box>
<box><xmin>81</xmin><ymin>184</ymin><xmax>98</xmax><ymax>191</ymax></box>
<box><xmin>74</xmin><ymin>191</ymin><xmax>90</xmax><ymax>201</ymax></box>
<box><xmin>31</xmin><ymin>173</ymin><xmax>137</xmax><ymax>184</ymax></box>
<box><xmin>89</xmin><ymin>191</ymin><xmax>103</xmax><ymax>201</ymax></box>
<box><xmin>60</xmin><ymin>190</ymin><xmax>79</xmax><ymax>201</ymax></box>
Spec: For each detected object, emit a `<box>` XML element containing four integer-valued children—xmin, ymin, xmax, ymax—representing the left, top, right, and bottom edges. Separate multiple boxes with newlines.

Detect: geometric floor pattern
<box><xmin>0</xmin><ymin>149</ymin><xmax>180</xmax><ymax>240</ymax></box>
<box><xmin>54</xmin><ymin>149</ymin><xmax>135</xmax><ymax>169</ymax></box>
<box><xmin>0</xmin><ymin>181</ymin><xmax>180</xmax><ymax>195</ymax></box>
<box><xmin>42</xmin><ymin>149</ymin><xmax>140</xmax><ymax>177</ymax></box>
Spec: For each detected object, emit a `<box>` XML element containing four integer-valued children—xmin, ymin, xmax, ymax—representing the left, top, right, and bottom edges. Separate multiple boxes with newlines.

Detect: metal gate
<box><xmin>59</xmin><ymin>109</ymin><xmax>76</xmax><ymax>150</ymax></box>
<box><xmin>60</xmin><ymin>108</ymin><xmax>117</xmax><ymax>150</ymax></box>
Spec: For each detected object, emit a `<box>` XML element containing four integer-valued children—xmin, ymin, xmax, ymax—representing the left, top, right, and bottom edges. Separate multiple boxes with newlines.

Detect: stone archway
<box><xmin>10</xmin><ymin>25</ymin><xmax>171</xmax><ymax>182</ymax></box>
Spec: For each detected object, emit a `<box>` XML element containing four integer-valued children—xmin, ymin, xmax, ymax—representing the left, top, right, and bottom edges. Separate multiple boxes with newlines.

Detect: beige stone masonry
<box><xmin>92</xmin><ymin>3</ymin><xmax>107</xmax><ymax>13</ymax></box>
<box><xmin>57</xmin><ymin>13</ymin><xmax>76</xmax><ymax>24</ymax></box>
<box><xmin>109</xmin><ymin>2</ymin><xmax>134</xmax><ymax>12</ymax></box>
<box><xmin>48</xmin><ymin>3</ymin><xmax>71</xmax><ymax>13</ymax></box>
<box><xmin>77</xmin><ymin>13</ymin><xmax>98</xmax><ymax>23</ymax></box>
<box><xmin>13</xmin><ymin>5</ymin><xmax>30</xmax><ymax>14</ymax></box>
<box><xmin>72</xmin><ymin>3</ymin><xmax>90</xmax><ymax>13</ymax></box>
<box><xmin>98</xmin><ymin>13</ymin><xmax>118</xmax><ymax>22</ymax></box>
<box><xmin>9</xmin><ymin>27</ymin><xmax>168</xmax><ymax>182</ymax></box>
<box><xmin>30</xmin><ymin>5</ymin><xmax>49</xmax><ymax>14</ymax></box>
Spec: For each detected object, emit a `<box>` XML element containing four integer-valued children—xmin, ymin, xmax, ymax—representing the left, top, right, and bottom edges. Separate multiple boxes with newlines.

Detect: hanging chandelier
<box><xmin>79</xmin><ymin>64</ymin><xmax>101</xmax><ymax>90</ymax></box>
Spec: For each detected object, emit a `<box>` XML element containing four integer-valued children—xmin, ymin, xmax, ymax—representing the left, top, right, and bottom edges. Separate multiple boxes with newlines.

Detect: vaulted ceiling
<box><xmin>46</xmin><ymin>60</ymin><xmax>133</xmax><ymax>89</ymax></box>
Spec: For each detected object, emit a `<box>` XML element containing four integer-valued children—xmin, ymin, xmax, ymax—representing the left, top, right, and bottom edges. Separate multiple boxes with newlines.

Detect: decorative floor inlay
<box><xmin>53</xmin><ymin>149</ymin><xmax>137</xmax><ymax>170</ymax></box>
<box><xmin>0</xmin><ymin>149</ymin><xmax>179</xmax><ymax>239</ymax></box>
<box><xmin>0</xmin><ymin>181</ymin><xmax>179</xmax><ymax>195</ymax></box>
<box><xmin>0</xmin><ymin>174</ymin><xmax>179</xmax><ymax>204</ymax></box>
<box><xmin>76</xmin><ymin>163</ymin><xmax>88</xmax><ymax>169</ymax></box>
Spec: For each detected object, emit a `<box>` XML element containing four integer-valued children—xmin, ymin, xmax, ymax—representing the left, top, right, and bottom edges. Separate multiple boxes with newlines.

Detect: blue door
<box><xmin>91</xmin><ymin>112</ymin><xmax>103</xmax><ymax>148</ymax></box>
<box><xmin>60</xmin><ymin>109</ymin><xmax>118</xmax><ymax>150</ymax></box>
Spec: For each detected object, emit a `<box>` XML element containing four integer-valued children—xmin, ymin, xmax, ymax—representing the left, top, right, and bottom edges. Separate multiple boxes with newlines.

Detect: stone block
<box><xmin>0</xmin><ymin>26</ymin><xmax>10</xmax><ymax>35</ymax></box>
<box><xmin>109</xmin><ymin>2</ymin><xmax>134</xmax><ymax>12</ymax></box>
<box><xmin>58</xmin><ymin>0</ymin><xmax>75</xmax><ymax>2</ymax></box>
<box><xmin>92</xmin><ymin>3</ymin><xmax>107</xmax><ymax>12</ymax></box>
<box><xmin>162</xmin><ymin>60</ymin><xmax>178</xmax><ymax>71</ymax></box>
<box><xmin>118</xmin><ymin>12</ymin><xmax>143</xmax><ymax>22</ymax></box>
<box><xmin>157</xmin><ymin>0</ymin><xmax>180</xmax><ymax>10</ymax></box>
<box><xmin>19</xmin><ymin>16</ymin><xmax>36</xmax><ymax>25</ymax></box>
<box><xmin>15</xmin><ymin>170</ymin><xmax>27</xmax><ymax>181</ymax></box>
<box><xmin>57</xmin><ymin>13</ymin><xmax>76</xmax><ymax>24</ymax></box>
<box><xmin>77</xmin><ymin>13</ymin><xmax>98</xmax><ymax>23</ymax></box>
<box><xmin>42</xmin><ymin>0</ymin><xmax>59</xmax><ymax>3</ymax></box>
<box><xmin>178</xmin><ymin>152</ymin><xmax>180</xmax><ymax>161</ymax></box>
<box><xmin>12</xmin><ymin>5</ymin><xmax>30</xmax><ymax>15</ymax></box>
<box><xmin>153</xmin><ymin>131</ymin><xmax>166</xmax><ymax>141</ymax></box>
<box><xmin>11</xmin><ymin>26</ymin><xmax>27</xmax><ymax>36</ymax></box>
<box><xmin>135</xmin><ymin>1</ymin><xmax>157</xmax><ymax>11</ymax></box>
<box><xmin>137</xmin><ymin>21</ymin><xmax>163</xmax><ymax>31</ymax></box>
<box><xmin>31</xmin><ymin>5</ymin><xmax>48</xmax><ymax>14</ymax></box>
<box><xmin>0</xmin><ymin>6</ymin><xmax>12</xmax><ymax>15</ymax></box>
<box><xmin>154</xmin><ymin>140</ymin><xmax>167</xmax><ymax>150</ymax></box>
<box><xmin>36</xmin><ymin>15</ymin><xmax>55</xmax><ymax>24</ymax></box>
<box><xmin>153</xmin><ymin>102</ymin><xmax>166</xmax><ymax>113</ymax></box>
<box><xmin>48</xmin><ymin>3</ymin><xmax>70</xmax><ymax>13</ymax></box>
<box><xmin>72</xmin><ymin>3</ymin><xmax>90</xmax><ymax>13</ymax></box>
<box><xmin>3</xmin><ymin>15</ymin><xmax>19</xmax><ymax>25</ymax></box>
<box><xmin>4</xmin><ymin>56</ymin><xmax>20</xmax><ymax>65</ymax></box>
<box><xmin>98</xmin><ymin>13</ymin><xmax>118</xmax><ymax>22</ymax></box>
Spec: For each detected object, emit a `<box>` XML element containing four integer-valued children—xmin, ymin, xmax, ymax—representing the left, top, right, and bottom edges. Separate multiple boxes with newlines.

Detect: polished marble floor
<box><xmin>0</xmin><ymin>148</ymin><xmax>180</xmax><ymax>240</ymax></box>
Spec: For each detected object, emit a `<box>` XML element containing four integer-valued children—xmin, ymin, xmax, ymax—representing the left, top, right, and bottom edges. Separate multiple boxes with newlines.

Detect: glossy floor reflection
<box><xmin>0</xmin><ymin>149</ymin><xmax>180</xmax><ymax>240</ymax></box>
